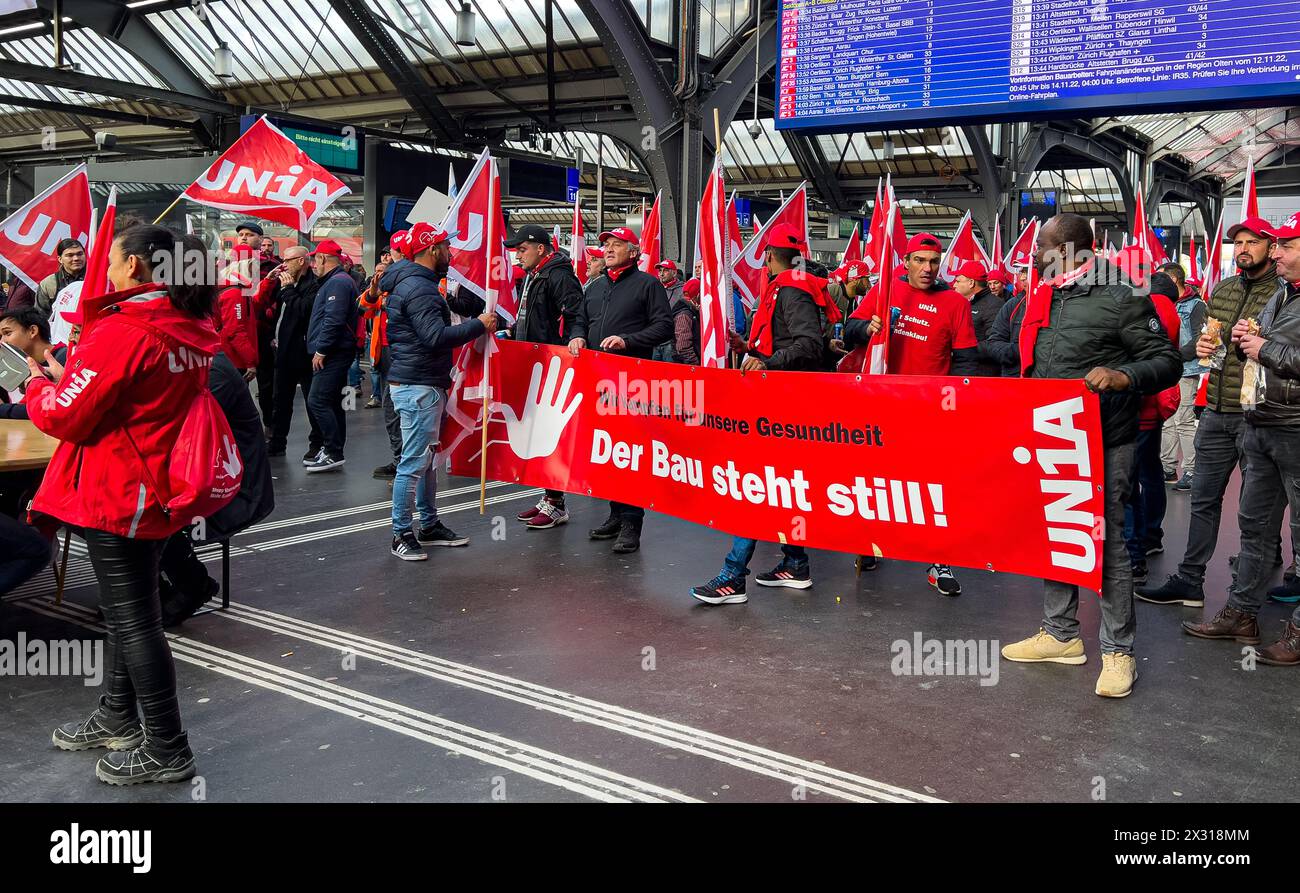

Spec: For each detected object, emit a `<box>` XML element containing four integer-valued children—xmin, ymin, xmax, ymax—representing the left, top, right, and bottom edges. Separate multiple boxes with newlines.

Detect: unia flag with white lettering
<box><xmin>181</xmin><ymin>116</ymin><xmax>350</xmax><ymax>232</ymax></box>
<box><xmin>0</xmin><ymin>163</ymin><xmax>91</xmax><ymax>291</ymax></box>
<box><xmin>939</xmin><ymin>210</ymin><xmax>993</xmax><ymax>281</ymax></box>
<box><xmin>440</xmin><ymin>147</ymin><xmax>515</xmax><ymax>322</ymax></box>
<box><xmin>732</xmin><ymin>182</ymin><xmax>807</xmax><ymax>311</ymax></box>
<box><xmin>698</xmin><ymin>155</ymin><xmax>730</xmax><ymax>368</ymax></box>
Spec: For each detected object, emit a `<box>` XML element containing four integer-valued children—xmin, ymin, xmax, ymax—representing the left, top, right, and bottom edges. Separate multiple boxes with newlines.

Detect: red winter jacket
<box><xmin>213</xmin><ymin>282</ymin><xmax>259</xmax><ymax>369</ymax></box>
<box><xmin>24</xmin><ymin>285</ymin><xmax>221</xmax><ymax>540</ymax></box>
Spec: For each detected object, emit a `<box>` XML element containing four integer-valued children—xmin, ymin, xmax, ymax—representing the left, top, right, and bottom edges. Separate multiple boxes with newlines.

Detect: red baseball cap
<box><xmin>406</xmin><ymin>221</ymin><xmax>449</xmax><ymax>253</ymax></box>
<box><xmin>763</xmin><ymin>222</ymin><xmax>807</xmax><ymax>252</ymax></box>
<box><xmin>389</xmin><ymin>229</ymin><xmax>409</xmax><ymax>252</ymax></box>
<box><xmin>598</xmin><ymin>226</ymin><xmax>639</xmax><ymax>245</ymax></box>
<box><xmin>683</xmin><ymin>277</ymin><xmax>701</xmax><ymax>298</ymax></box>
<box><xmin>1227</xmin><ymin>216</ymin><xmax>1275</xmax><ymax>241</ymax></box>
<box><xmin>656</xmin><ymin>259</ymin><xmax>678</xmax><ymax>272</ymax></box>
<box><xmin>989</xmin><ymin>269</ymin><xmax>1013</xmax><ymax>285</ymax></box>
<box><xmin>843</xmin><ymin>260</ymin><xmax>870</xmax><ymax>280</ymax></box>
<box><xmin>955</xmin><ymin>260</ymin><xmax>989</xmax><ymax>281</ymax></box>
<box><xmin>1265</xmin><ymin>212</ymin><xmax>1300</xmax><ymax>241</ymax></box>
<box><xmin>584</xmin><ymin>246</ymin><xmax>604</xmax><ymax>259</ymax></box>
<box><xmin>905</xmin><ymin>233</ymin><xmax>943</xmax><ymax>255</ymax></box>
<box><xmin>310</xmin><ymin>239</ymin><xmax>344</xmax><ymax>257</ymax></box>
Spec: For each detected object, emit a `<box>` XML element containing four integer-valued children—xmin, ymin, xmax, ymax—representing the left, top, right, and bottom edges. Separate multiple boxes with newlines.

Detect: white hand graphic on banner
<box><xmin>496</xmin><ymin>356</ymin><xmax>582</xmax><ymax>460</ymax></box>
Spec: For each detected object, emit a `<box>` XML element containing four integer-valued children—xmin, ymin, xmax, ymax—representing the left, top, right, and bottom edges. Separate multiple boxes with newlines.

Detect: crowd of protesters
<box><xmin>4</xmin><ymin>204</ymin><xmax>1300</xmax><ymax>789</ymax></box>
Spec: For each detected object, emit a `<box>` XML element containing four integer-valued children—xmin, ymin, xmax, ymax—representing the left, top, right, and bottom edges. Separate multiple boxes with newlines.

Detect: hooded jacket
<box><xmin>24</xmin><ymin>284</ymin><xmax>221</xmax><ymax>539</ymax></box>
<box><xmin>382</xmin><ymin>261</ymin><xmax>485</xmax><ymax>388</ymax></box>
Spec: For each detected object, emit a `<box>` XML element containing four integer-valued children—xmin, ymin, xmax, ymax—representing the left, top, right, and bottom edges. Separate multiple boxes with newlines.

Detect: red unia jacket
<box><xmin>24</xmin><ymin>284</ymin><xmax>222</xmax><ymax>540</ymax></box>
<box><xmin>213</xmin><ymin>281</ymin><xmax>259</xmax><ymax>369</ymax></box>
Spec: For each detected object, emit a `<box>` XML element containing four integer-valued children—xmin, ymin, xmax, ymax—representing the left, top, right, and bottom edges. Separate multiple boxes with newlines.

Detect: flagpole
<box><xmin>479</xmin><ymin>158</ymin><xmax>497</xmax><ymax>515</ymax></box>
<box><xmin>152</xmin><ymin>193</ymin><xmax>185</xmax><ymax>225</ymax></box>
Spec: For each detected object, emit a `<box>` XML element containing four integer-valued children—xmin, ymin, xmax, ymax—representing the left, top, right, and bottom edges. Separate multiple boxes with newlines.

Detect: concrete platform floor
<box><xmin>2</xmin><ymin>400</ymin><xmax>1297</xmax><ymax>803</ymax></box>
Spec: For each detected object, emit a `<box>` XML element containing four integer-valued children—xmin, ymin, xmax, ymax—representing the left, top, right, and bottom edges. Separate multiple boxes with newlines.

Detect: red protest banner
<box><xmin>443</xmin><ymin>341</ymin><xmax>1107</xmax><ymax>589</ymax></box>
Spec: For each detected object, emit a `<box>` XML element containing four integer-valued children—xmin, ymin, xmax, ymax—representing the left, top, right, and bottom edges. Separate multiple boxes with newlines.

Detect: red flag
<box><xmin>862</xmin><ymin>180</ymin><xmax>887</xmax><ymax>273</ymax></box>
<box><xmin>441</xmin><ymin>148</ymin><xmax>515</xmax><ymax>323</ymax></box>
<box><xmin>843</xmin><ymin>221</ymin><xmax>863</xmax><ymax>264</ymax></box>
<box><xmin>0</xmin><ymin>163</ymin><xmax>92</xmax><ymax>291</ymax></box>
<box><xmin>732</xmin><ymin>183</ymin><xmax>807</xmax><ymax>311</ymax></box>
<box><xmin>888</xmin><ymin>179</ymin><xmax>907</xmax><ymax>259</ymax></box>
<box><xmin>572</xmin><ymin>198</ymin><xmax>588</xmax><ymax>286</ymax></box>
<box><xmin>1134</xmin><ymin>188</ymin><xmax>1169</xmax><ymax>266</ymax></box>
<box><xmin>698</xmin><ymin>156</ymin><xmax>730</xmax><ymax>368</ymax></box>
<box><xmin>66</xmin><ymin>186</ymin><xmax>117</xmax><ymax>346</ymax></box>
<box><xmin>1202</xmin><ymin>208</ymin><xmax>1227</xmax><ymax>298</ymax></box>
<box><xmin>551</xmin><ymin>224</ymin><xmax>562</xmax><ymax>253</ymax></box>
<box><xmin>1241</xmin><ymin>155</ymin><xmax>1260</xmax><ymax>222</ymax></box>
<box><xmin>939</xmin><ymin>211</ymin><xmax>993</xmax><ymax>280</ymax></box>
<box><xmin>638</xmin><ymin>191</ymin><xmax>663</xmax><ymax>273</ymax></box>
<box><xmin>990</xmin><ymin>214</ymin><xmax>1006</xmax><ymax>277</ymax></box>
<box><xmin>1187</xmin><ymin>234</ymin><xmax>1200</xmax><ymax>286</ymax></box>
<box><xmin>726</xmin><ymin>194</ymin><xmax>745</xmax><ymax>266</ymax></box>
<box><xmin>1005</xmin><ymin>218</ymin><xmax>1039</xmax><ymax>271</ymax></box>
<box><xmin>181</xmin><ymin>116</ymin><xmax>350</xmax><ymax>232</ymax></box>
<box><xmin>837</xmin><ymin>196</ymin><xmax>898</xmax><ymax>376</ymax></box>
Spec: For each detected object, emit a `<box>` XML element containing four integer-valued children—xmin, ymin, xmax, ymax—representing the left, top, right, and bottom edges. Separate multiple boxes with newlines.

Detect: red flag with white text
<box><xmin>732</xmin><ymin>182</ymin><xmax>807</xmax><ymax>311</ymax></box>
<box><xmin>698</xmin><ymin>155</ymin><xmax>730</xmax><ymax>368</ymax></box>
<box><xmin>181</xmin><ymin>116</ymin><xmax>350</xmax><ymax>232</ymax></box>
<box><xmin>1005</xmin><ymin>218</ymin><xmax>1039</xmax><ymax>271</ymax></box>
<box><xmin>939</xmin><ymin>210</ymin><xmax>993</xmax><ymax>280</ymax></box>
<box><xmin>0</xmin><ymin>163</ymin><xmax>92</xmax><ymax>291</ymax></box>
<box><xmin>441</xmin><ymin>148</ymin><xmax>515</xmax><ymax>323</ymax></box>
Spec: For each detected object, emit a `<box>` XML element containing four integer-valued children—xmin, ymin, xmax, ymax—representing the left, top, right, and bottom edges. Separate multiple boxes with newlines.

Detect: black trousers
<box><xmin>160</xmin><ymin>530</ymin><xmax>211</xmax><ymax>596</ymax></box>
<box><xmin>611</xmin><ymin>501</ymin><xmax>643</xmax><ymax>522</ymax></box>
<box><xmin>0</xmin><ymin>513</ymin><xmax>51</xmax><ymax>596</ymax></box>
<box><xmin>255</xmin><ymin>327</ymin><xmax>276</xmax><ymax>427</ymax></box>
<box><xmin>84</xmin><ymin>529</ymin><xmax>184</xmax><ymax>742</ymax></box>
<box><xmin>308</xmin><ymin>349</ymin><xmax>354</xmax><ymax>457</ymax></box>
<box><xmin>270</xmin><ymin>347</ymin><xmax>322</xmax><ymax>454</ymax></box>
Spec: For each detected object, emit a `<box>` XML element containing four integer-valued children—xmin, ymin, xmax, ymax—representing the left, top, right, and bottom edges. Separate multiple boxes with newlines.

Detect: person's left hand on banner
<box><xmin>741</xmin><ymin>356</ymin><xmax>767</xmax><ymax>372</ymax></box>
<box><xmin>567</xmin><ymin>337</ymin><xmax>586</xmax><ymax>357</ymax></box>
<box><xmin>599</xmin><ymin>335</ymin><xmax>626</xmax><ymax>351</ymax></box>
<box><xmin>1084</xmin><ymin>367</ymin><xmax>1130</xmax><ymax>393</ymax></box>
<box><xmin>312</xmin><ymin>352</ymin><xmax>325</xmax><ymax>372</ymax></box>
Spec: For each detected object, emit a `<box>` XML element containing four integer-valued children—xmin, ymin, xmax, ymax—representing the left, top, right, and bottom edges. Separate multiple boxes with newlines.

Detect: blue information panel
<box><xmin>776</xmin><ymin>0</ymin><xmax>1300</xmax><ymax>130</ymax></box>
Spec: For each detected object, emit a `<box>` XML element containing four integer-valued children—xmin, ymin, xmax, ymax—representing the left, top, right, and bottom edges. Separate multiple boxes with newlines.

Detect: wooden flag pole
<box><xmin>152</xmin><ymin>193</ymin><xmax>185</xmax><ymax>225</ymax></box>
<box><xmin>479</xmin><ymin>157</ymin><xmax>497</xmax><ymax>514</ymax></box>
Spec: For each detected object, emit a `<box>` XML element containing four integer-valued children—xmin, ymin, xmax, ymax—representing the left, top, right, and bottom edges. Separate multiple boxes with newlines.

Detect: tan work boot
<box><xmin>1095</xmin><ymin>652</ymin><xmax>1138</xmax><ymax>698</ymax></box>
<box><xmin>1001</xmin><ymin>629</ymin><xmax>1087</xmax><ymax>665</ymax></box>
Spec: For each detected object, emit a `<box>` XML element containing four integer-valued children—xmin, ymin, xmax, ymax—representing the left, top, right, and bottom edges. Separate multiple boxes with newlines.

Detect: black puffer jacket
<box><xmin>1247</xmin><ymin>279</ymin><xmax>1300</xmax><ymax>427</ymax></box>
<box><xmin>202</xmin><ymin>352</ymin><xmax>274</xmax><ymax>542</ymax></box>
<box><xmin>985</xmin><ymin>292</ymin><xmax>1027</xmax><ymax>377</ymax></box>
<box><xmin>969</xmin><ymin>287</ymin><xmax>1006</xmax><ymax>377</ymax></box>
<box><xmin>1026</xmin><ymin>261</ymin><xmax>1182</xmax><ymax>446</ymax></box>
<box><xmin>514</xmin><ymin>250</ymin><xmax>583</xmax><ymax>345</ymax></box>
<box><xmin>382</xmin><ymin>262</ymin><xmax>485</xmax><ymax>388</ymax></box>
<box><xmin>570</xmin><ymin>265</ymin><xmax>672</xmax><ymax>359</ymax></box>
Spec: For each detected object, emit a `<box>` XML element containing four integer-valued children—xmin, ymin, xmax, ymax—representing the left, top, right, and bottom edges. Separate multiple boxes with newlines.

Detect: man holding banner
<box><xmin>1003</xmin><ymin>213</ymin><xmax>1181</xmax><ymax>698</ymax></box>
<box><xmin>692</xmin><ymin>224</ymin><xmax>844</xmax><ymax>604</ymax></box>
<box><xmin>568</xmin><ymin>226</ymin><xmax>673</xmax><ymax>554</ymax></box>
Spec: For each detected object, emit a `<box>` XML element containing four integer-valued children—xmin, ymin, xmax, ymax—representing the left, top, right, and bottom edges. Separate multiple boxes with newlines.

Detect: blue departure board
<box><xmin>776</xmin><ymin>0</ymin><xmax>1300</xmax><ymax>130</ymax></box>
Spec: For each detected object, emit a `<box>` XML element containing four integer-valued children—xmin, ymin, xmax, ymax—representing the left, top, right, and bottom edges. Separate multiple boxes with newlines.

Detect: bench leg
<box><xmin>54</xmin><ymin>528</ymin><xmax>71</xmax><ymax>605</ymax></box>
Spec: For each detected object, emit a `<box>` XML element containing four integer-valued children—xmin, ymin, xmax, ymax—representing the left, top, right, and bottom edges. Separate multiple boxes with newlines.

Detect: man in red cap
<box><xmin>651</xmin><ymin>260</ymin><xmax>684</xmax><ymax>362</ymax></box>
<box><xmin>1139</xmin><ymin>216</ymin><xmax>1289</xmax><ymax>609</ymax></box>
<box><xmin>303</xmin><ymin>238</ymin><xmax>361</xmax><ymax>473</ymax></box>
<box><xmin>692</xmin><ymin>222</ymin><xmax>841</xmax><ymax>604</ymax></box>
<box><xmin>357</xmin><ymin>229</ymin><xmax>411</xmax><ymax>475</ymax></box>
<box><xmin>951</xmin><ymin>260</ymin><xmax>1005</xmax><ymax>378</ymax></box>
<box><xmin>584</xmin><ymin>246</ymin><xmax>606</xmax><ymax>287</ymax></box>
<box><xmin>383</xmin><ymin>221</ymin><xmax>497</xmax><ymax>560</ymax></box>
<box><xmin>841</xmin><ymin>231</ymin><xmax>979</xmax><ymax>595</ymax></box>
<box><xmin>673</xmin><ymin>277</ymin><xmax>701</xmax><ymax>364</ymax></box>
<box><xmin>568</xmin><ymin>225</ymin><xmax>673</xmax><ymax>554</ymax></box>
<box><xmin>1180</xmin><ymin>213</ymin><xmax>1300</xmax><ymax>664</ymax></box>
<box><xmin>987</xmin><ymin>268</ymin><xmax>1011</xmax><ymax>301</ymax></box>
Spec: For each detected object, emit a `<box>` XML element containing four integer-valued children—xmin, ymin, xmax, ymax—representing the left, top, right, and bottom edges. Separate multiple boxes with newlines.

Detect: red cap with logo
<box><xmin>843</xmin><ymin>260</ymin><xmax>870</xmax><ymax>280</ymax></box>
<box><xmin>656</xmin><ymin>259</ymin><xmax>678</xmax><ymax>272</ymax></box>
<box><xmin>598</xmin><ymin>226</ymin><xmax>639</xmax><ymax>245</ymax></box>
<box><xmin>763</xmin><ymin>222</ymin><xmax>807</xmax><ymax>252</ymax></box>
<box><xmin>1227</xmin><ymin>216</ymin><xmax>1275</xmax><ymax>241</ymax></box>
<box><xmin>988</xmin><ymin>268</ymin><xmax>1013</xmax><ymax>285</ymax></box>
<box><xmin>585</xmin><ymin>245</ymin><xmax>604</xmax><ymax>259</ymax></box>
<box><xmin>389</xmin><ymin>229</ymin><xmax>409</xmax><ymax>253</ymax></box>
<box><xmin>406</xmin><ymin>221</ymin><xmax>449</xmax><ymax>253</ymax></box>
<box><xmin>310</xmin><ymin>239</ymin><xmax>344</xmax><ymax>257</ymax></box>
<box><xmin>1265</xmin><ymin>212</ymin><xmax>1300</xmax><ymax>241</ymax></box>
<box><xmin>683</xmin><ymin>278</ymin><xmax>701</xmax><ymax>299</ymax></box>
<box><xmin>955</xmin><ymin>260</ymin><xmax>989</xmax><ymax>282</ymax></box>
<box><xmin>905</xmin><ymin>233</ymin><xmax>943</xmax><ymax>255</ymax></box>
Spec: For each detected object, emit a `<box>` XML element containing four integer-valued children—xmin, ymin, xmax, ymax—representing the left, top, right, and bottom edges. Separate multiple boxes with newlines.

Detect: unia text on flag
<box><xmin>938</xmin><ymin>210</ymin><xmax>992</xmax><ymax>281</ymax></box>
<box><xmin>1240</xmin><ymin>153</ymin><xmax>1259</xmax><ymax>223</ymax></box>
<box><xmin>1005</xmin><ymin>217</ymin><xmax>1039</xmax><ymax>272</ymax></box>
<box><xmin>0</xmin><ymin>163</ymin><xmax>92</xmax><ymax>292</ymax></box>
<box><xmin>637</xmin><ymin>191</ymin><xmax>663</xmax><ymax>273</ymax></box>
<box><xmin>843</xmin><ymin>221</ymin><xmax>863</xmax><ymax>264</ymax></box>
<box><xmin>177</xmin><ymin>116</ymin><xmax>351</xmax><ymax>232</ymax></box>
<box><xmin>698</xmin><ymin>155</ymin><xmax>731</xmax><ymax>368</ymax></box>
<box><xmin>571</xmin><ymin>197</ymin><xmax>588</xmax><ymax>286</ymax></box>
<box><xmin>732</xmin><ymin>182</ymin><xmax>808</xmax><ymax>311</ymax></box>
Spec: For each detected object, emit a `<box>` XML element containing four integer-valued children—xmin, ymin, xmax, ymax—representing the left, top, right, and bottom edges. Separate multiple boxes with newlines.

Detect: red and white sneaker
<box><xmin>526</xmin><ymin>501</ymin><xmax>569</xmax><ymax>530</ymax></box>
<box><xmin>516</xmin><ymin>500</ymin><xmax>546</xmax><ymax>522</ymax></box>
<box><xmin>927</xmin><ymin>563</ymin><xmax>961</xmax><ymax>597</ymax></box>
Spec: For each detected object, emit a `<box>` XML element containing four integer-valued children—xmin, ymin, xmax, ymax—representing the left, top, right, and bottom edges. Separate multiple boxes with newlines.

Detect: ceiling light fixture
<box><xmin>455</xmin><ymin>2</ymin><xmax>476</xmax><ymax>47</ymax></box>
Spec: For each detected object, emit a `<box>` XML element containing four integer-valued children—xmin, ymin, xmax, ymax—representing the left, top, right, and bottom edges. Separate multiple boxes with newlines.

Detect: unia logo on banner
<box><xmin>1013</xmin><ymin>396</ymin><xmax>1099</xmax><ymax>575</ymax></box>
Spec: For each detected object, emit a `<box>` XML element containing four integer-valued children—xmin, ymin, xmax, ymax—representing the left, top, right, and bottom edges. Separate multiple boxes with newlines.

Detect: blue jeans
<box><xmin>722</xmin><ymin>537</ymin><xmax>807</xmax><ymax>580</ymax></box>
<box><xmin>390</xmin><ymin>384</ymin><xmax>447</xmax><ymax>535</ymax></box>
<box><xmin>347</xmin><ymin>355</ymin><xmax>362</xmax><ymax>389</ymax></box>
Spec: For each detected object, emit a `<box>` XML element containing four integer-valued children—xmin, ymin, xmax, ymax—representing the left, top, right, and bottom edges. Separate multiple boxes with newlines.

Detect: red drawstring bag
<box><xmin>114</xmin><ymin>316</ymin><xmax>243</xmax><ymax>523</ymax></box>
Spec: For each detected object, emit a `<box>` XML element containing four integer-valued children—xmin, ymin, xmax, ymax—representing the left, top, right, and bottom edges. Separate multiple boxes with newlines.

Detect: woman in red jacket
<box><xmin>213</xmin><ymin>244</ymin><xmax>260</xmax><ymax>373</ymax></box>
<box><xmin>23</xmin><ymin>223</ymin><xmax>219</xmax><ymax>786</ymax></box>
